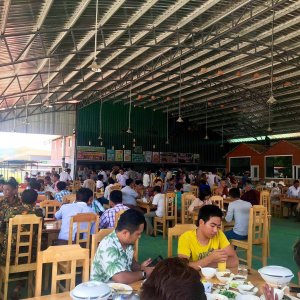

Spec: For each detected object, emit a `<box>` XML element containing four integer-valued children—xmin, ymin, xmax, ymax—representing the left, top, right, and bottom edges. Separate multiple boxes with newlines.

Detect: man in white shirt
<box><xmin>122</xmin><ymin>179</ymin><xmax>138</xmax><ymax>208</ymax></box>
<box><xmin>144</xmin><ymin>186</ymin><xmax>165</xmax><ymax>236</ymax></box>
<box><xmin>288</xmin><ymin>180</ymin><xmax>300</xmax><ymax>198</ymax></box>
<box><xmin>98</xmin><ymin>168</ymin><xmax>108</xmax><ymax>184</ymax></box>
<box><xmin>224</xmin><ymin>188</ymin><xmax>252</xmax><ymax>240</ymax></box>
<box><xmin>55</xmin><ymin>188</ymin><xmax>96</xmax><ymax>243</ymax></box>
<box><xmin>206</xmin><ymin>171</ymin><xmax>216</xmax><ymax>188</ymax></box>
<box><xmin>59</xmin><ymin>168</ymin><xmax>72</xmax><ymax>183</ymax></box>
<box><xmin>116</xmin><ymin>169</ymin><xmax>128</xmax><ymax>187</ymax></box>
<box><xmin>143</xmin><ymin>170</ymin><xmax>151</xmax><ymax>188</ymax></box>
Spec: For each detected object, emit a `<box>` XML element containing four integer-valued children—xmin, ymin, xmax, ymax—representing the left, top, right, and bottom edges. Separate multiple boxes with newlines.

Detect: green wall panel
<box><xmin>77</xmin><ymin>102</ymin><xmax>226</xmax><ymax>166</ymax></box>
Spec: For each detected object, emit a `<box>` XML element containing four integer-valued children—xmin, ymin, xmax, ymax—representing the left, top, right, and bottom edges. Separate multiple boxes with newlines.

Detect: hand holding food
<box><xmin>209</xmin><ymin>249</ymin><xmax>228</xmax><ymax>264</ymax></box>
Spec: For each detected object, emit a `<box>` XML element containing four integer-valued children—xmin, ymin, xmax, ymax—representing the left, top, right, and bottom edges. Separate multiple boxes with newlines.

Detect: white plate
<box><xmin>206</xmin><ymin>293</ymin><xmax>229</xmax><ymax>300</ymax></box>
<box><xmin>261</xmin><ymin>295</ymin><xmax>299</xmax><ymax>300</ymax></box>
<box><xmin>215</xmin><ymin>290</ymin><xmax>240</xmax><ymax>299</ymax></box>
<box><xmin>107</xmin><ymin>283</ymin><xmax>133</xmax><ymax>295</ymax></box>
<box><xmin>297</xmin><ymin>293</ymin><xmax>300</xmax><ymax>299</ymax></box>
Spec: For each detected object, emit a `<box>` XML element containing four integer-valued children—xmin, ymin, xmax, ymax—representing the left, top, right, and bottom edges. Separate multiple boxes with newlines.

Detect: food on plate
<box><xmin>222</xmin><ymin>273</ymin><xmax>231</xmax><ymax>278</ymax></box>
<box><xmin>219</xmin><ymin>290</ymin><xmax>238</xmax><ymax>299</ymax></box>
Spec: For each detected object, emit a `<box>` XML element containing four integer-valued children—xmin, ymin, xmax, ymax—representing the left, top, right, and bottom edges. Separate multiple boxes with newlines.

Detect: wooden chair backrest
<box><xmin>68</xmin><ymin>213</ymin><xmax>99</xmax><ymax>249</ymax></box>
<box><xmin>37</xmin><ymin>194</ymin><xmax>47</xmax><ymax>203</ymax></box>
<box><xmin>209</xmin><ymin>195</ymin><xmax>224</xmax><ymax>210</ymax></box>
<box><xmin>90</xmin><ymin>229</ymin><xmax>139</xmax><ymax>270</ymax></box>
<box><xmin>62</xmin><ymin>193</ymin><xmax>76</xmax><ymax>204</ymax></box>
<box><xmin>281</xmin><ymin>186</ymin><xmax>289</xmax><ymax>195</ymax></box>
<box><xmin>248</xmin><ymin>205</ymin><xmax>268</xmax><ymax>245</ymax></box>
<box><xmin>73</xmin><ymin>180</ymin><xmax>81</xmax><ymax>188</ymax></box>
<box><xmin>110</xmin><ymin>183</ymin><xmax>122</xmax><ymax>192</ymax></box>
<box><xmin>212</xmin><ymin>185</ymin><xmax>219</xmax><ymax>195</ymax></box>
<box><xmin>164</xmin><ymin>192</ymin><xmax>177</xmax><ymax>220</ymax></box>
<box><xmin>260</xmin><ymin>190</ymin><xmax>271</xmax><ymax>214</ymax></box>
<box><xmin>256</xmin><ymin>185</ymin><xmax>266</xmax><ymax>192</ymax></box>
<box><xmin>168</xmin><ymin>224</ymin><xmax>197</xmax><ymax>257</ymax></box>
<box><xmin>6</xmin><ymin>214</ymin><xmax>42</xmax><ymax>269</ymax></box>
<box><xmin>114</xmin><ymin>210</ymin><xmax>126</xmax><ymax>228</ymax></box>
<box><xmin>35</xmin><ymin>245</ymin><xmax>89</xmax><ymax>296</ymax></box>
<box><xmin>39</xmin><ymin>200</ymin><xmax>61</xmax><ymax>218</ymax></box>
<box><xmin>190</xmin><ymin>185</ymin><xmax>199</xmax><ymax>197</ymax></box>
<box><xmin>181</xmin><ymin>192</ymin><xmax>195</xmax><ymax>224</ymax></box>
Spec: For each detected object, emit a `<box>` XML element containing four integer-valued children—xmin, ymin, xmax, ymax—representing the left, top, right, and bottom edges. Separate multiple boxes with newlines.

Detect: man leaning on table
<box><xmin>178</xmin><ymin>205</ymin><xmax>239</xmax><ymax>270</ymax></box>
<box><xmin>91</xmin><ymin>209</ymin><xmax>154</xmax><ymax>284</ymax></box>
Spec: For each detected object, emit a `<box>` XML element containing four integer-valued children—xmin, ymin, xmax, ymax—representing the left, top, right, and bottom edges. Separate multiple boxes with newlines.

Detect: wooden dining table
<box><xmin>26</xmin><ymin>268</ymin><xmax>296</xmax><ymax>300</ymax></box>
<box><xmin>42</xmin><ymin>220</ymin><xmax>61</xmax><ymax>249</ymax></box>
<box><xmin>280</xmin><ymin>195</ymin><xmax>300</xmax><ymax>217</ymax></box>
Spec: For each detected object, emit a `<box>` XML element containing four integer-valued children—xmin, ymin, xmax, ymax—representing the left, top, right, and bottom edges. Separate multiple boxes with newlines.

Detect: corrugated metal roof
<box><xmin>0</xmin><ymin>0</ymin><xmax>300</xmax><ymax>138</ymax></box>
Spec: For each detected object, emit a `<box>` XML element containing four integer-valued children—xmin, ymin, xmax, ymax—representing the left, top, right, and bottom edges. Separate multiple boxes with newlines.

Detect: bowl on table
<box><xmin>216</xmin><ymin>270</ymin><xmax>233</xmax><ymax>283</ymax></box>
<box><xmin>237</xmin><ymin>284</ymin><xmax>258</xmax><ymax>295</ymax></box>
<box><xmin>70</xmin><ymin>281</ymin><xmax>111</xmax><ymax>300</ymax></box>
<box><xmin>236</xmin><ymin>295</ymin><xmax>260</xmax><ymax>300</ymax></box>
<box><xmin>201</xmin><ymin>267</ymin><xmax>217</xmax><ymax>280</ymax></box>
<box><xmin>258</xmin><ymin>266</ymin><xmax>294</xmax><ymax>287</ymax></box>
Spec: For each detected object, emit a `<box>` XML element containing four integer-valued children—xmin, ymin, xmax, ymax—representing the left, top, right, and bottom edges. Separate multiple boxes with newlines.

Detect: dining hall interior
<box><xmin>0</xmin><ymin>0</ymin><xmax>300</xmax><ymax>299</ymax></box>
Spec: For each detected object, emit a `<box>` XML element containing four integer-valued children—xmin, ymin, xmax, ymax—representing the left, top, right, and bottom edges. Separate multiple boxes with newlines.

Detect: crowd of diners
<box><xmin>0</xmin><ymin>166</ymin><xmax>299</xmax><ymax>299</ymax></box>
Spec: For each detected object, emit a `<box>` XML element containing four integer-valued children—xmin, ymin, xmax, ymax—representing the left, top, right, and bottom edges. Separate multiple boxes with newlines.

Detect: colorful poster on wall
<box><xmin>115</xmin><ymin>150</ymin><xmax>123</xmax><ymax>161</ymax></box>
<box><xmin>133</xmin><ymin>146</ymin><xmax>143</xmax><ymax>154</ymax></box>
<box><xmin>152</xmin><ymin>152</ymin><xmax>160</xmax><ymax>163</ymax></box>
<box><xmin>178</xmin><ymin>153</ymin><xmax>193</xmax><ymax>163</ymax></box>
<box><xmin>144</xmin><ymin>151</ymin><xmax>152</xmax><ymax>163</ymax></box>
<box><xmin>77</xmin><ymin>146</ymin><xmax>106</xmax><ymax>161</ymax></box>
<box><xmin>124</xmin><ymin>150</ymin><xmax>131</xmax><ymax>162</ymax></box>
<box><xmin>160</xmin><ymin>152</ymin><xmax>178</xmax><ymax>163</ymax></box>
<box><xmin>132</xmin><ymin>154</ymin><xmax>144</xmax><ymax>162</ymax></box>
<box><xmin>107</xmin><ymin>149</ymin><xmax>115</xmax><ymax>161</ymax></box>
<box><xmin>193</xmin><ymin>154</ymin><xmax>200</xmax><ymax>163</ymax></box>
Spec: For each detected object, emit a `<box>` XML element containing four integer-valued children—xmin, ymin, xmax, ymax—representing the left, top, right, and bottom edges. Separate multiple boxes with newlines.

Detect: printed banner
<box><xmin>144</xmin><ymin>151</ymin><xmax>152</xmax><ymax>163</ymax></box>
<box><xmin>160</xmin><ymin>152</ymin><xmax>178</xmax><ymax>163</ymax></box>
<box><xmin>107</xmin><ymin>149</ymin><xmax>115</xmax><ymax>161</ymax></box>
<box><xmin>77</xmin><ymin>146</ymin><xmax>106</xmax><ymax>161</ymax></box>
<box><xmin>124</xmin><ymin>150</ymin><xmax>131</xmax><ymax>162</ymax></box>
<box><xmin>132</xmin><ymin>154</ymin><xmax>144</xmax><ymax>162</ymax></box>
<box><xmin>115</xmin><ymin>150</ymin><xmax>123</xmax><ymax>161</ymax></box>
<box><xmin>152</xmin><ymin>152</ymin><xmax>160</xmax><ymax>163</ymax></box>
<box><xmin>193</xmin><ymin>154</ymin><xmax>200</xmax><ymax>163</ymax></box>
<box><xmin>178</xmin><ymin>153</ymin><xmax>193</xmax><ymax>163</ymax></box>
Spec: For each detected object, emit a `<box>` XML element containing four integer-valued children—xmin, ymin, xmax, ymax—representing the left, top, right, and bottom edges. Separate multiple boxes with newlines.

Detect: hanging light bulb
<box><xmin>90</xmin><ymin>0</ymin><xmax>101</xmax><ymax>73</ymax></box>
<box><xmin>267</xmin><ymin>126</ymin><xmax>272</xmax><ymax>132</ymax></box>
<box><xmin>267</xmin><ymin>94</ymin><xmax>277</xmax><ymax>105</ymax></box>
<box><xmin>204</xmin><ymin>101</ymin><xmax>209</xmax><ymax>140</ymax></box>
<box><xmin>176</xmin><ymin>52</ymin><xmax>184</xmax><ymax>123</ymax></box>
<box><xmin>166</xmin><ymin>106</ymin><xmax>170</xmax><ymax>144</ymax></box>
<box><xmin>23</xmin><ymin>94</ymin><xmax>30</xmax><ymax>125</ymax></box>
<box><xmin>98</xmin><ymin>98</ymin><xmax>103</xmax><ymax>143</ymax></box>
<box><xmin>126</xmin><ymin>128</ymin><xmax>133</xmax><ymax>134</ymax></box>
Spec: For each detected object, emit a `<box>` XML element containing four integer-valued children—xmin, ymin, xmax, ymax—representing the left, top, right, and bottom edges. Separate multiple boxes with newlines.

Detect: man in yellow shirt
<box><xmin>178</xmin><ymin>205</ymin><xmax>238</xmax><ymax>270</ymax></box>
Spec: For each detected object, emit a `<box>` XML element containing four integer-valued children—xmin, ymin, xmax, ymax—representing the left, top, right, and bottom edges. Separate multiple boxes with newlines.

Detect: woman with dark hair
<box><xmin>140</xmin><ymin>257</ymin><xmax>206</xmax><ymax>300</ymax></box>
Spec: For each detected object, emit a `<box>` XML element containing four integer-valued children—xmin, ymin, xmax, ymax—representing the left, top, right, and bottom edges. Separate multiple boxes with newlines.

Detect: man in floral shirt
<box><xmin>91</xmin><ymin>209</ymin><xmax>153</xmax><ymax>284</ymax></box>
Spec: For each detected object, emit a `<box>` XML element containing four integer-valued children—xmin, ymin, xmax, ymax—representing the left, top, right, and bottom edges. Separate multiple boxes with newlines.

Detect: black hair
<box><xmin>185</xmin><ymin>177</ymin><xmax>190</xmax><ymax>184</ymax></box>
<box><xmin>97</xmin><ymin>174</ymin><xmax>103</xmax><ymax>181</ymax></box>
<box><xmin>29</xmin><ymin>180</ymin><xmax>41</xmax><ymax>191</ymax></box>
<box><xmin>294</xmin><ymin>180</ymin><xmax>299</xmax><ymax>184</ymax></box>
<box><xmin>175</xmin><ymin>183</ymin><xmax>183</xmax><ymax>190</ymax></box>
<box><xmin>110</xmin><ymin>190</ymin><xmax>123</xmax><ymax>204</ymax></box>
<box><xmin>135</xmin><ymin>180</ymin><xmax>143</xmax><ymax>185</ymax></box>
<box><xmin>245</xmin><ymin>179</ymin><xmax>252</xmax><ymax>185</ymax></box>
<box><xmin>108</xmin><ymin>177</ymin><xmax>115</xmax><ymax>184</ymax></box>
<box><xmin>44</xmin><ymin>176</ymin><xmax>51</xmax><ymax>182</ymax></box>
<box><xmin>126</xmin><ymin>178</ymin><xmax>134</xmax><ymax>186</ymax></box>
<box><xmin>116</xmin><ymin>209</ymin><xmax>145</xmax><ymax>234</ymax></box>
<box><xmin>199</xmin><ymin>189</ymin><xmax>212</xmax><ymax>200</ymax></box>
<box><xmin>57</xmin><ymin>181</ymin><xmax>67</xmax><ymax>191</ymax></box>
<box><xmin>22</xmin><ymin>189</ymin><xmax>38</xmax><ymax>204</ymax></box>
<box><xmin>153</xmin><ymin>186</ymin><xmax>161</xmax><ymax>193</ymax></box>
<box><xmin>53</xmin><ymin>173</ymin><xmax>60</xmax><ymax>180</ymax></box>
<box><xmin>76</xmin><ymin>188</ymin><xmax>93</xmax><ymax>203</ymax></box>
<box><xmin>0</xmin><ymin>179</ymin><xmax>5</xmax><ymax>185</ymax></box>
<box><xmin>229</xmin><ymin>188</ymin><xmax>240</xmax><ymax>199</ymax></box>
<box><xmin>197</xmin><ymin>204</ymin><xmax>223</xmax><ymax>225</ymax></box>
<box><xmin>4</xmin><ymin>180</ymin><xmax>18</xmax><ymax>189</ymax></box>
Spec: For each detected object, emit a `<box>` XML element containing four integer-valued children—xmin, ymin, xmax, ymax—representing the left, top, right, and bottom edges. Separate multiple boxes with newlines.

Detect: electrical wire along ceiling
<box><xmin>1</xmin><ymin>0</ymin><xmax>300</xmax><ymax>139</ymax></box>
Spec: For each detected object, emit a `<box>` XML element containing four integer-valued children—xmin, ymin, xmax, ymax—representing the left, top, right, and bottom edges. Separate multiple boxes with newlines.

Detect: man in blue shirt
<box><xmin>122</xmin><ymin>179</ymin><xmax>138</xmax><ymax>208</ymax></box>
<box><xmin>54</xmin><ymin>181</ymin><xmax>71</xmax><ymax>202</ymax></box>
<box><xmin>55</xmin><ymin>188</ymin><xmax>96</xmax><ymax>243</ymax></box>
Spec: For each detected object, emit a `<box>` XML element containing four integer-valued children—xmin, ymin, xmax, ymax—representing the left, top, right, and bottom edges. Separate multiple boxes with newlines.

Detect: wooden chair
<box><xmin>231</xmin><ymin>205</ymin><xmax>269</xmax><ymax>270</ymax></box>
<box><xmin>190</xmin><ymin>185</ymin><xmax>199</xmax><ymax>197</ymax></box>
<box><xmin>90</xmin><ymin>229</ymin><xmax>139</xmax><ymax>270</ymax></box>
<box><xmin>0</xmin><ymin>214</ymin><xmax>42</xmax><ymax>299</ymax></box>
<box><xmin>181</xmin><ymin>192</ymin><xmax>195</xmax><ymax>224</ymax></box>
<box><xmin>167</xmin><ymin>224</ymin><xmax>197</xmax><ymax>257</ymax></box>
<box><xmin>68</xmin><ymin>213</ymin><xmax>99</xmax><ymax>248</ymax></box>
<box><xmin>212</xmin><ymin>185</ymin><xmax>219</xmax><ymax>195</ymax></box>
<box><xmin>209</xmin><ymin>195</ymin><xmax>224</xmax><ymax>210</ymax></box>
<box><xmin>154</xmin><ymin>192</ymin><xmax>177</xmax><ymax>239</ymax></box>
<box><xmin>256</xmin><ymin>185</ymin><xmax>266</xmax><ymax>192</ymax></box>
<box><xmin>110</xmin><ymin>183</ymin><xmax>122</xmax><ymax>191</ymax></box>
<box><xmin>62</xmin><ymin>193</ymin><xmax>76</xmax><ymax>204</ymax></box>
<box><xmin>39</xmin><ymin>200</ymin><xmax>61</xmax><ymax>218</ymax></box>
<box><xmin>37</xmin><ymin>194</ymin><xmax>47</xmax><ymax>203</ymax></box>
<box><xmin>260</xmin><ymin>190</ymin><xmax>271</xmax><ymax>255</ymax></box>
<box><xmin>35</xmin><ymin>245</ymin><xmax>89</xmax><ymax>296</ymax></box>
<box><xmin>114</xmin><ymin>210</ymin><xmax>127</xmax><ymax>228</ymax></box>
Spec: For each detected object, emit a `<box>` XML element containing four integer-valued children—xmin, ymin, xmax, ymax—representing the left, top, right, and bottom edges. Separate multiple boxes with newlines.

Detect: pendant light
<box><xmin>126</xmin><ymin>82</ymin><xmax>133</xmax><ymax>134</ymax></box>
<box><xmin>204</xmin><ymin>101</ymin><xmax>209</xmax><ymax>140</ymax></box>
<box><xmin>12</xmin><ymin>106</ymin><xmax>16</xmax><ymax>132</ymax></box>
<box><xmin>90</xmin><ymin>0</ymin><xmax>101</xmax><ymax>73</ymax></box>
<box><xmin>98</xmin><ymin>98</ymin><xmax>103</xmax><ymax>145</ymax></box>
<box><xmin>176</xmin><ymin>53</ymin><xmax>184</xmax><ymax>123</ymax></box>
<box><xmin>267</xmin><ymin>2</ymin><xmax>277</xmax><ymax>106</ymax></box>
<box><xmin>44</xmin><ymin>57</ymin><xmax>53</xmax><ymax>108</ymax></box>
<box><xmin>220</xmin><ymin>124</ymin><xmax>224</xmax><ymax>147</ymax></box>
<box><xmin>23</xmin><ymin>94</ymin><xmax>30</xmax><ymax>125</ymax></box>
<box><xmin>266</xmin><ymin>1</ymin><xmax>277</xmax><ymax>132</ymax></box>
<box><xmin>166</xmin><ymin>106</ymin><xmax>169</xmax><ymax>144</ymax></box>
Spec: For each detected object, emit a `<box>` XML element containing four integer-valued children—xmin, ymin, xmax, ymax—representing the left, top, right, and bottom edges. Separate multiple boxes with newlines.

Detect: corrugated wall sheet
<box><xmin>0</xmin><ymin>111</ymin><xmax>75</xmax><ymax>136</ymax></box>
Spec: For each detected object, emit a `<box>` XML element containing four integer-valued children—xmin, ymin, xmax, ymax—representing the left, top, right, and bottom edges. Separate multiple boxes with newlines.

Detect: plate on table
<box><xmin>206</xmin><ymin>293</ymin><xmax>229</xmax><ymax>300</ymax></box>
<box><xmin>217</xmin><ymin>289</ymin><xmax>240</xmax><ymax>299</ymax></box>
<box><xmin>108</xmin><ymin>283</ymin><xmax>133</xmax><ymax>295</ymax></box>
<box><xmin>260</xmin><ymin>295</ymin><xmax>299</xmax><ymax>300</ymax></box>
